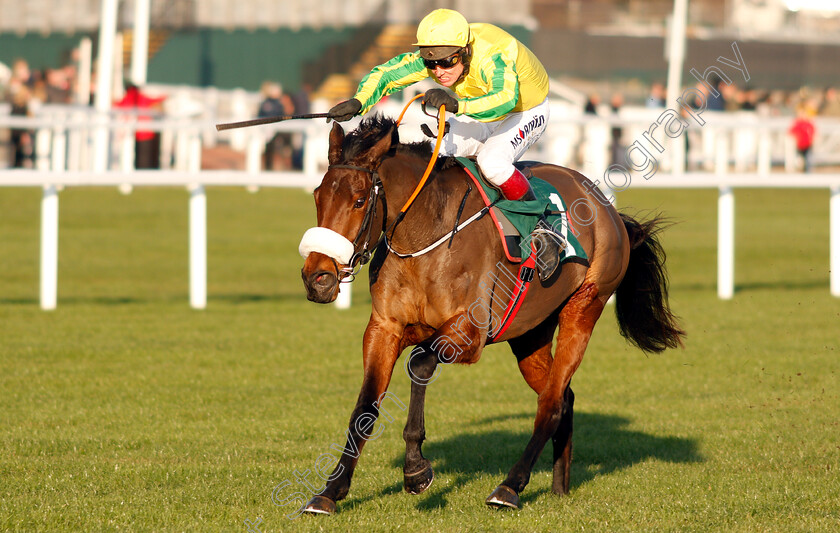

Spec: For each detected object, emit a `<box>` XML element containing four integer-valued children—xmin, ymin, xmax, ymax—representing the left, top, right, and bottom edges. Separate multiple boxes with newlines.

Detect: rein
<box><xmin>395</xmin><ymin>93</ymin><xmax>447</xmax><ymax>216</ymax></box>
<box><xmin>386</xmin><ymin>185</ymin><xmax>496</xmax><ymax>258</ymax></box>
<box><xmin>328</xmin><ymin>95</ymin><xmax>449</xmax><ymax>281</ymax></box>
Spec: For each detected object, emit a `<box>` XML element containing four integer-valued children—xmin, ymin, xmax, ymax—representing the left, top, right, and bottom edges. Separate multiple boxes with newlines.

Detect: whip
<box><xmin>215</xmin><ymin>113</ymin><xmax>331</xmax><ymax>131</ymax></box>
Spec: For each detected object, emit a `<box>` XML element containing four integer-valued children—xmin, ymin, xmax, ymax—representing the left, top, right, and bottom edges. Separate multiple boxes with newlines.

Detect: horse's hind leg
<box><xmin>487</xmin><ymin>282</ymin><xmax>604</xmax><ymax>509</ymax></box>
<box><xmin>552</xmin><ymin>385</ymin><xmax>574</xmax><ymax>495</ymax></box>
<box><xmin>508</xmin><ymin>314</ymin><xmax>574</xmax><ymax>496</ymax></box>
<box><xmin>403</xmin><ymin>314</ymin><xmax>483</xmax><ymax>495</ymax></box>
<box><xmin>508</xmin><ymin>312</ymin><xmax>556</xmax><ymax>394</ymax></box>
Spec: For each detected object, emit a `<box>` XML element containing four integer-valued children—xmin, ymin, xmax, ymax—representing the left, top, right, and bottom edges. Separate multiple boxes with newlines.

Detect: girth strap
<box><xmin>490</xmin><ymin>243</ymin><xmax>539</xmax><ymax>341</ymax></box>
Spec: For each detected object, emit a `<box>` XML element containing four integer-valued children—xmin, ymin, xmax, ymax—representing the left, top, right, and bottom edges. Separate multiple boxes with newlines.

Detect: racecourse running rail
<box><xmin>1</xmin><ymin>108</ymin><xmax>839</xmax><ymax>310</ymax></box>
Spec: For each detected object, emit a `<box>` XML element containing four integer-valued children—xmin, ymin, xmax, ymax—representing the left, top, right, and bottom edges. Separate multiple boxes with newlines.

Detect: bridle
<box><xmin>314</xmin><ymin>95</ymin><xmax>448</xmax><ymax>283</ymax></box>
<box><xmin>326</xmin><ymin>163</ymin><xmax>387</xmax><ymax>282</ymax></box>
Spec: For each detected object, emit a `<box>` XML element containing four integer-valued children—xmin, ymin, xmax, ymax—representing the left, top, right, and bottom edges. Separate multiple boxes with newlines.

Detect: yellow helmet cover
<box><xmin>413</xmin><ymin>9</ymin><xmax>471</xmax><ymax>48</ymax></box>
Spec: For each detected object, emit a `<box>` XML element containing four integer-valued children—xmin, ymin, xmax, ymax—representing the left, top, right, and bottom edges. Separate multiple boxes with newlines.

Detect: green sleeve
<box><xmin>353</xmin><ymin>52</ymin><xmax>431</xmax><ymax>115</ymax></box>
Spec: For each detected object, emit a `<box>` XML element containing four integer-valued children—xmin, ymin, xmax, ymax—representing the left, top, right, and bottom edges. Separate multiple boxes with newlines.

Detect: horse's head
<box><xmin>300</xmin><ymin>118</ymin><xmax>395</xmax><ymax>303</ymax></box>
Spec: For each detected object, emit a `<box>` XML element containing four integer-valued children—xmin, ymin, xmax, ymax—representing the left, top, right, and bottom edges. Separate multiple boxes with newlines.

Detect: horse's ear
<box><xmin>328</xmin><ymin>122</ymin><xmax>345</xmax><ymax>165</ymax></box>
<box><xmin>361</xmin><ymin>126</ymin><xmax>394</xmax><ymax>167</ymax></box>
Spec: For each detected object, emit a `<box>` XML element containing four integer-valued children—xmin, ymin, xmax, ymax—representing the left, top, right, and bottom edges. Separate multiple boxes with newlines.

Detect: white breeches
<box><xmin>438</xmin><ymin>97</ymin><xmax>550</xmax><ymax>185</ymax></box>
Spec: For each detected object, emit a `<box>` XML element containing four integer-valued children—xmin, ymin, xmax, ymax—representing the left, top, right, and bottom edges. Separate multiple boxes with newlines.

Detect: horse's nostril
<box><xmin>311</xmin><ymin>271</ymin><xmax>336</xmax><ymax>290</ymax></box>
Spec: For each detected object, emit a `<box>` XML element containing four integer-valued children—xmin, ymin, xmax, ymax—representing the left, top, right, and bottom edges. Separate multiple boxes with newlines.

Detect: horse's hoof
<box><xmin>404</xmin><ymin>463</ymin><xmax>434</xmax><ymax>495</ymax></box>
<box><xmin>302</xmin><ymin>495</ymin><xmax>336</xmax><ymax>515</ymax></box>
<box><xmin>485</xmin><ymin>485</ymin><xmax>520</xmax><ymax>509</ymax></box>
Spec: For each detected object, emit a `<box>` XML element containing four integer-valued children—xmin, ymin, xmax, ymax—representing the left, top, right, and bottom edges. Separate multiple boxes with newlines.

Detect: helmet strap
<box><xmin>458</xmin><ymin>45</ymin><xmax>472</xmax><ymax>81</ymax></box>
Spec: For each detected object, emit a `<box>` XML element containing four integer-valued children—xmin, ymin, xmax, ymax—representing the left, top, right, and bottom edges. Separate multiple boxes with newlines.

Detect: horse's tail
<box><xmin>614</xmin><ymin>213</ymin><xmax>686</xmax><ymax>353</ymax></box>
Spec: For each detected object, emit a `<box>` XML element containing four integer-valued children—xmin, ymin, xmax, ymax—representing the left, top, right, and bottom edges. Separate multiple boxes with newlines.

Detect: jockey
<box><xmin>327</xmin><ymin>8</ymin><xmax>551</xmax><ymax>202</ymax></box>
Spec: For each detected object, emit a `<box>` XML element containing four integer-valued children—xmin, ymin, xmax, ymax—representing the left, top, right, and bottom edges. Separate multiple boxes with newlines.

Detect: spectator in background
<box><xmin>740</xmin><ymin>88</ymin><xmax>759</xmax><ymax>111</ymax></box>
<box><xmin>257</xmin><ymin>81</ymin><xmax>291</xmax><ymax>171</ymax></box>
<box><xmin>280</xmin><ymin>92</ymin><xmax>295</xmax><ymax>120</ymax></box>
<box><xmin>646</xmin><ymin>81</ymin><xmax>666</xmax><ymax>108</ymax></box>
<box><xmin>4</xmin><ymin>59</ymin><xmax>36</xmax><ymax>168</ymax></box>
<box><xmin>258</xmin><ymin>81</ymin><xmax>284</xmax><ymax>118</ymax></box>
<box><xmin>9</xmin><ymin>83</ymin><xmax>34</xmax><ymax>168</ymax></box>
<box><xmin>289</xmin><ymin>83</ymin><xmax>314</xmax><ymax>170</ymax></box>
<box><xmin>45</xmin><ymin>68</ymin><xmax>72</xmax><ymax>104</ymax></box>
<box><xmin>723</xmin><ymin>83</ymin><xmax>741</xmax><ymax>112</ymax></box>
<box><xmin>29</xmin><ymin>70</ymin><xmax>48</xmax><ymax>107</ymax></box>
<box><xmin>788</xmin><ymin>102</ymin><xmax>816</xmax><ymax>173</ymax></box>
<box><xmin>820</xmin><ymin>87</ymin><xmax>840</xmax><ymax>118</ymax></box>
<box><xmin>584</xmin><ymin>93</ymin><xmax>600</xmax><ymax>115</ymax></box>
<box><xmin>705</xmin><ymin>76</ymin><xmax>726</xmax><ymax>111</ymax></box>
<box><xmin>290</xmin><ymin>83</ymin><xmax>312</xmax><ymax>116</ymax></box>
<box><xmin>114</xmin><ymin>82</ymin><xmax>166</xmax><ymax>169</ymax></box>
<box><xmin>11</xmin><ymin>58</ymin><xmax>32</xmax><ymax>88</ymax></box>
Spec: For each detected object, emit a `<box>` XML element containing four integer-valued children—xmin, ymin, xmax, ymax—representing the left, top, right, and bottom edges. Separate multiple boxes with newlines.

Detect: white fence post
<box><xmin>76</xmin><ymin>37</ymin><xmax>92</xmax><ymax>106</ymax></box>
<box><xmin>717</xmin><ymin>186</ymin><xmax>735</xmax><ymax>300</ymax></box>
<box><xmin>189</xmin><ymin>184</ymin><xmax>207</xmax><ymax>310</ymax></box>
<box><xmin>582</xmin><ymin>121</ymin><xmax>608</xmax><ymax>181</ymax></box>
<box><xmin>784</xmin><ymin>135</ymin><xmax>797</xmax><ymax>172</ymax></box>
<box><xmin>831</xmin><ymin>185</ymin><xmax>840</xmax><ymax>298</ymax></box>
<box><xmin>716</xmin><ymin>132</ymin><xmax>734</xmax><ymax>300</ymax></box>
<box><xmin>67</xmin><ymin>112</ymin><xmax>84</xmax><ymax>171</ymax></box>
<box><xmin>335</xmin><ymin>282</ymin><xmax>352</xmax><ymax>309</ymax></box>
<box><xmin>93</xmin><ymin>0</ymin><xmax>118</xmax><ymax>172</ymax></box>
<box><xmin>51</xmin><ymin>120</ymin><xmax>67</xmax><ymax>172</ymax></box>
<box><xmin>40</xmin><ymin>185</ymin><xmax>59</xmax><ymax>310</ymax></box>
<box><xmin>230</xmin><ymin>89</ymin><xmax>250</xmax><ymax>152</ymax></box>
<box><xmin>188</xmin><ymin>129</ymin><xmax>207</xmax><ymax>310</ymax></box>
<box><xmin>246</xmin><ymin>132</ymin><xmax>263</xmax><ymax>173</ymax></box>
<box><xmin>715</xmin><ymin>130</ymin><xmax>729</xmax><ymax>175</ymax></box>
<box><xmin>118</xmin><ymin>116</ymin><xmax>135</xmax><ymax>194</ymax></box>
<box><xmin>120</xmin><ymin>122</ymin><xmax>134</xmax><ymax>173</ymax></box>
<box><xmin>757</xmin><ymin>128</ymin><xmax>772</xmax><ymax>176</ymax></box>
<box><xmin>303</xmin><ymin>127</ymin><xmax>326</xmax><ymax>183</ymax></box>
<box><xmin>130</xmin><ymin>0</ymin><xmax>151</xmax><ymax>85</ymax></box>
<box><xmin>113</xmin><ymin>32</ymin><xmax>124</xmax><ymax>101</ymax></box>
<box><xmin>35</xmin><ymin>128</ymin><xmax>52</xmax><ymax>171</ymax></box>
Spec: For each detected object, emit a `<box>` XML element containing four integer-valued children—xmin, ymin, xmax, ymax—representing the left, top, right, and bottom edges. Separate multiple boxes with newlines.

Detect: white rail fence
<box><xmin>2</xmin><ymin>105</ymin><xmax>839</xmax><ymax>310</ymax></box>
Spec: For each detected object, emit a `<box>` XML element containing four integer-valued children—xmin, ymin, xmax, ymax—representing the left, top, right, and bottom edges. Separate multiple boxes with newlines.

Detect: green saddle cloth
<box><xmin>456</xmin><ymin>157</ymin><xmax>588</xmax><ymax>263</ymax></box>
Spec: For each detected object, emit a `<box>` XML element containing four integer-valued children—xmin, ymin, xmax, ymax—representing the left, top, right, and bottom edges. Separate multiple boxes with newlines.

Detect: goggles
<box><xmin>423</xmin><ymin>53</ymin><xmax>461</xmax><ymax>70</ymax></box>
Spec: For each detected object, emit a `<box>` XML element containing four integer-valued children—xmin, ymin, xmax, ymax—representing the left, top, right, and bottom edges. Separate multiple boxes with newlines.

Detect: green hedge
<box><xmin>1</xmin><ymin>26</ymin><xmax>532</xmax><ymax>93</ymax></box>
<box><xmin>147</xmin><ymin>28</ymin><xmax>356</xmax><ymax>92</ymax></box>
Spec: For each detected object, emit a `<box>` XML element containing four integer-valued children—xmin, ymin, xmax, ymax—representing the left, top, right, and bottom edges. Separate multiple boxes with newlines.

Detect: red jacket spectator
<box><xmin>114</xmin><ymin>84</ymin><xmax>166</xmax><ymax>141</ymax></box>
<box><xmin>789</xmin><ymin>117</ymin><xmax>815</xmax><ymax>151</ymax></box>
<box><xmin>115</xmin><ymin>83</ymin><xmax>166</xmax><ymax>168</ymax></box>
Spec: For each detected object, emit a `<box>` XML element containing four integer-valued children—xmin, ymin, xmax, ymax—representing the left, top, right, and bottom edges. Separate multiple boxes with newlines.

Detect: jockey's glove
<box><xmin>424</xmin><ymin>89</ymin><xmax>459</xmax><ymax>114</ymax></box>
<box><xmin>328</xmin><ymin>98</ymin><xmax>362</xmax><ymax>122</ymax></box>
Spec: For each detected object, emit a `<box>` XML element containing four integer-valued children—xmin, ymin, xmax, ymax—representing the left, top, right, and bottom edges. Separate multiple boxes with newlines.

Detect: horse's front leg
<box><xmin>403</xmin><ymin>313</ymin><xmax>483</xmax><ymax>495</ymax></box>
<box><xmin>303</xmin><ymin>318</ymin><xmax>404</xmax><ymax>515</ymax></box>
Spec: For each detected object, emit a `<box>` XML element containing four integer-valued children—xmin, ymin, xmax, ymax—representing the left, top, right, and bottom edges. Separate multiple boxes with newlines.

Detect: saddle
<box><xmin>454</xmin><ymin>157</ymin><xmax>587</xmax><ymax>282</ymax></box>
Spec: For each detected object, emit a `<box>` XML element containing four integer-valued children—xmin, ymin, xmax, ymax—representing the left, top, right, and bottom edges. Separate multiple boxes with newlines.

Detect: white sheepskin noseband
<box><xmin>298</xmin><ymin>227</ymin><xmax>355</xmax><ymax>264</ymax></box>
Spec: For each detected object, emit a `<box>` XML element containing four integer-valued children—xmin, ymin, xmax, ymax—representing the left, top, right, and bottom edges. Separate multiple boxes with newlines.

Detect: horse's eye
<box><xmin>353</xmin><ymin>197</ymin><xmax>366</xmax><ymax>209</ymax></box>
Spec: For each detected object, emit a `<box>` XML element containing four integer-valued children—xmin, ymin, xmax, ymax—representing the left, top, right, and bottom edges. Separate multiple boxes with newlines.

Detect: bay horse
<box><xmin>299</xmin><ymin>114</ymin><xmax>684</xmax><ymax>513</ymax></box>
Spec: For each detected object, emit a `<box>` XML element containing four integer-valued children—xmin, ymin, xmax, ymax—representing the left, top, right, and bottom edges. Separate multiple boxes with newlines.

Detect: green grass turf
<box><xmin>1</xmin><ymin>186</ymin><xmax>838</xmax><ymax>532</ymax></box>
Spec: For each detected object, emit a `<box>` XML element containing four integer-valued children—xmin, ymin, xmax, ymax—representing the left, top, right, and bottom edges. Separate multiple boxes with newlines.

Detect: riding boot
<box><xmin>497</xmin><ymin>168</ymin><xmax>537</xmax><ymax>201</ymax></box>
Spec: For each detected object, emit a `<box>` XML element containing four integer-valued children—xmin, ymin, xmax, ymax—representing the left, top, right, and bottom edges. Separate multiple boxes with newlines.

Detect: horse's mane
<box><xmin>342</xmin><ymin>114</ymin><xmax>435</xmax><ymax>163</ymax></box>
